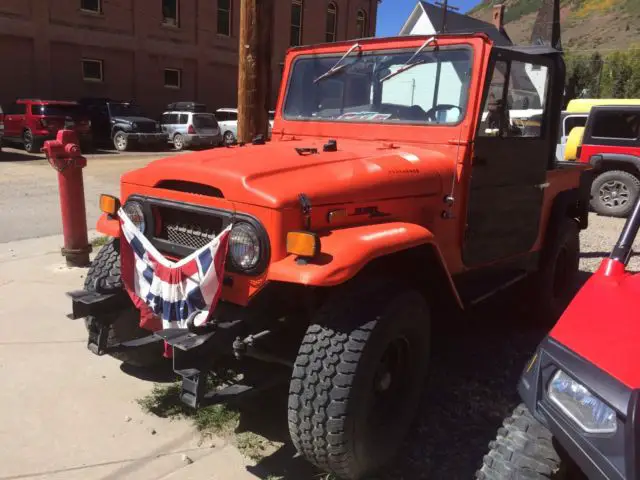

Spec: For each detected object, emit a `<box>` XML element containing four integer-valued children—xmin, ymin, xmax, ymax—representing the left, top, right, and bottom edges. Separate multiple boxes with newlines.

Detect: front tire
<box><xmin>591</xmin><ymin>170</ymin><xmax>640</xmax><ymax>218</ymax></box>
<box><xmin>288</xmin><ymin>284</ymin><xmax>430</xmax><ymax>479</ymax></box>
<box><xmin>113</xmin><ymin>131</ymin><xmax>129</xmax><ymax>152</ymax></box>
<box><xmin>84</xmin><ymin>240</ymin><xmax>163</xmax><ymax>367</ymax></box>
<box><xmin>477</xmin><ymin>404</ymin><xmax>583</xmax><ymax>479</ymax></box>
<box><xmin>223</xmin><ymin>131</ymin><xmax>235</xmax><ymax>145</ymax></box>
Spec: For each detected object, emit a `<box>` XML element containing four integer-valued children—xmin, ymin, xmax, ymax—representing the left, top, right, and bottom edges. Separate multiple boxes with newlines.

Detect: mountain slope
<box><xmin>468</xmin><ymin>0</ymin><xmax>640</xmax><ymax>51</ymax></box>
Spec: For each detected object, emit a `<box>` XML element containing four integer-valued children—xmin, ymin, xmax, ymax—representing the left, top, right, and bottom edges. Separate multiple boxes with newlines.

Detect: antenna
<box><xmin>434</xmin><ymin>0</ymin><xmax>460</xmax><ymax>34</ymax></box>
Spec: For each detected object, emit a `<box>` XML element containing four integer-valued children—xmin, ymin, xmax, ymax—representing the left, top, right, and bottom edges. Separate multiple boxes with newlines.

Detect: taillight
<box><xmin>188</xmin><ymin>124</ymin><xmax>196</xmax><ymax>134</ymax></box>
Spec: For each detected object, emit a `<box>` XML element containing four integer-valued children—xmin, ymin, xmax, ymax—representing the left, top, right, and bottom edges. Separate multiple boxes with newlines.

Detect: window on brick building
<box><xmin>80</xmin><ymin>0</ymin><xmax>102</xmax><ymax>13</ymax></box>
<box><xmin>217</xmin><ymin>0</ymin><xmax>232</xmax><ymax>36</ymax></box>
<box><xmin>290</xmin><ymin>0</ymin><xmax>303</xmax><ymax>47</ymax></box>
<box><xmin>326</xmin><ymin>2</ymin><xmax>337</xmax><ymax>42</ymax></box>
<box><xmin>164</xmin><ymin>69</ymin><xmax>182</xmax><ymax>89</ymax></box>
<box><xmin>356</xmin><ymin>9</ymin><xmax>367</xmax><ymax>38</ymax></box>
<box><xmin>82</xmin><ymin>59</ymin><xmax>103</xmax><ymax>82</ymax></box>
<box><xmin>162</xmin><ymin>0</ymin><xmax>179</xmax><ymax>26</ymax></box>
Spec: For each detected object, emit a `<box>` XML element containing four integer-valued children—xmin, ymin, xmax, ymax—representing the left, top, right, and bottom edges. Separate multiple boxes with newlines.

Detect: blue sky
<box><xmin>376</xmin><ymin>0</ymin><xmax>481</xmax><ymax>37</ymax></box>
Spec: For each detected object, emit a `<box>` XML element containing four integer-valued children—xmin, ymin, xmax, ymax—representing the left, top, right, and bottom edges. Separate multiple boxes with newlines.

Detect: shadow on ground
<box><xmin>0</xmin><ymin>149</ymin><xmax>43</xmax><ymax>162</ymax></box>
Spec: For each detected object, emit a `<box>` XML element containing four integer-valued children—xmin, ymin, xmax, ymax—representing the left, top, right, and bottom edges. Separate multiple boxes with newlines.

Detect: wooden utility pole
<box><xmin>237</xmin><ymin>0</ymin><xmax>273</xmax><ymax>144</ymax></box>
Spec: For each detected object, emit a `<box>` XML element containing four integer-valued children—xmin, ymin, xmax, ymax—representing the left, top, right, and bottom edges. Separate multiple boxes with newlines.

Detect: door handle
<box><xmin>535</xmin><ymin>182</ymin><xmax>550</xmax><ymax>190</ymax></box>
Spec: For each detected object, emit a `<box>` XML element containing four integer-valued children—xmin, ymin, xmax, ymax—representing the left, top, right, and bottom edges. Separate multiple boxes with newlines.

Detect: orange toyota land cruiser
<box><xmin>69</xmin><ymin>34</ymin><xmax>592</xmax><ymax>479</ymax></box>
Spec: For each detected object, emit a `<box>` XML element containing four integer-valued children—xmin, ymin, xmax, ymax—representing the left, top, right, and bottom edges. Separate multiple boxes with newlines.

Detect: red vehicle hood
<box><xmin>550</xmin><ymin>260</ymin><xmax>640</xmax><ymax>389</ymax></box>
<box><xmin>121</xmin><ymin>138</ymin><xmax>449</xmax><ymax>208</ymax></box>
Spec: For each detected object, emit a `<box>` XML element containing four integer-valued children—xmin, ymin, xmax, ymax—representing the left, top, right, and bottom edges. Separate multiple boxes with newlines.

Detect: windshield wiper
<box><xmin>380</xmin><ymin>36</ymin><xmax>437</xmax><ymax>83</ymax></box>
<box><xmin>313</xmin><ymin>43</ymin><xmax>362</xmax><ymax>84</ymax></box>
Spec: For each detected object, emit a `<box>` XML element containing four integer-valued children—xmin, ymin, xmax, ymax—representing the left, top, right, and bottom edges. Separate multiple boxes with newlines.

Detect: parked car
<box><xmin>215</xmin><ymin>108</ymin><xmax>239</xmax><ymax>145</ymax></box>
<box><xmin>72</xmin><ymin>32</ymin><xmax>591</xmax><ymax>480</ymax></box>
<box><xmin>161</xmin><ymin>102</ymin><xmax>222</xmax><ymax>151</ymax></box>
<box><xmin>216</xmin><ymin>107</ymin><xmax>273</xmax><ymax>145</ymax></box>
<box><xmin>2</xmin><ymin>99</ymin><xmax>92</xmax><ymax>153</ymax></box>
<box><xmin>563</xmin><ymin>105</ymin><xmax>640</xmax><ymax>218</ymax></box>
<box><xmin>78</xmin><ymin>98</ymin><xmax>167</xmax><ymax>152</ymax></box>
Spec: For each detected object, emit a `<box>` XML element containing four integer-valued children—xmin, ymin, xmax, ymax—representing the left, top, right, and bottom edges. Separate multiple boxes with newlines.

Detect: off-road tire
<box><xmin>288</xmin><ymin>283</ymin><xmax>430</xmax><ymax>479</ymax></box>
<box><xmin>530</xmin><ymin>218</ymin><xmax>580</xmax><ymax>325</ymax></box>
<box><xmin>113</xmin><ymin>131</ymin><xmax>129</xmax><ymax>152</ymax></box>
<box><xmin>590</xmin><ymin>170</ymin><xmax>640</xmax><ymax>218</ymax></box>
<box><xmin>173</xmin><ymin>133</ymin><xmax>185</xmax><ymax>151</ymax></box>
<box><xmin>84</xmin><ymin>240</ymin><xmax>163</xmax><ymax>367</ymax></box>
<box><xmin>477</xmin><ymin>404</ymin><xmax>580</xmax><ymax>479</ymax></box>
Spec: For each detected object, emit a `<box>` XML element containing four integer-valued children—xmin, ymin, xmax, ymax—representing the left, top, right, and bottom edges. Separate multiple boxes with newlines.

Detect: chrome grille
<box><xmin>166</xmin><ymin>223</ymin><xmax>216</xmax><ymax>249</ymax></box>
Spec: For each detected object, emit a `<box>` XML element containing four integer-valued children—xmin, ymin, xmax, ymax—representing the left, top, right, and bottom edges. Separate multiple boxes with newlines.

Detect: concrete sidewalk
<box><xmin>0</xmin><ymin>234</ymin><xmax>257</xmax><ymax>480</ymax></box>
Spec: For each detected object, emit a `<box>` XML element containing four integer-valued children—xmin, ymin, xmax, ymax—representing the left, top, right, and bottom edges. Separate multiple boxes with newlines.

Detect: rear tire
<box><xmin>84</xmin><ymin>240</ymin><xmax>164</xmax><ymax>367</ymax></box>
<box><xmin>477</xmin><ymin>404</ymin><xmax>583</xmax><ymax>479</ymax></box>
<box><xmin>23</xmin><ymin>129</ymin><xmax>40</xmax><ymax>153</ymax></box>
<box><xmin>591</xmin><ymin>170</ymin><xmax>640</xmax><ymax>218</ymax></box>
<box><xmin>173</xmin><ymin>134</ymin><xmax>185</xmax><ymax>151</ymax></box>
<box><xmin>288</xmin><ymin>282</ymin><xmax>430</xmax><ymax>479</ymax></box>
<box><xmin>530</xmin><ymin>218</ymin><xmax>580</xmax><ymax>326</ymax></box>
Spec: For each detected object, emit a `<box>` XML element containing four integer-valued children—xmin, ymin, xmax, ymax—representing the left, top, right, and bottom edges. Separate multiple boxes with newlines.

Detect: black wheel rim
<box><xmin>367</xmin><ymin>336</ymin><xmax>412</xmax><ymax>430</ymax></box>
<box><xmin>600</xmin><ymin>180</ymin><xmax>630</xmax><ymax>209</ymax></box>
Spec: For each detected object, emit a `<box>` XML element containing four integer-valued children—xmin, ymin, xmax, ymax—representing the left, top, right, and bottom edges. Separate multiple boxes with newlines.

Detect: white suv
<box><xmin>216</xmin><ymin>107</ymin><xmax>273</xmax><ymax>145</ymax></box>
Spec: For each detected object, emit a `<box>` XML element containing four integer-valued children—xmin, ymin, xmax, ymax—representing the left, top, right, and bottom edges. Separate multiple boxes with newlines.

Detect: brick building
<box><xmin>0</xmin><ymin>0</ymin><xmax>378</xmax><ymax>117</ymax></box>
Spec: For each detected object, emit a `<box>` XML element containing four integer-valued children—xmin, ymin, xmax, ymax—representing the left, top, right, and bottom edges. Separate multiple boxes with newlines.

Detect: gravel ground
<box><xmin>243</xmin><ymin>212</ymin><xmax>637</xmax><ymax>480</ymax></box>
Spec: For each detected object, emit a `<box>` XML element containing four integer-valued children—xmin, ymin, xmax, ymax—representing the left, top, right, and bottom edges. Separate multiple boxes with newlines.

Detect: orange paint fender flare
<box><xmin>96</xmin><ymin>213</ymin><xmax>120</xmax><ymax>237</ymax></box>
<box><xmin>268</xmin><ymin>222</ymin><xmax>462</xmax><ymax>306</ymax></box>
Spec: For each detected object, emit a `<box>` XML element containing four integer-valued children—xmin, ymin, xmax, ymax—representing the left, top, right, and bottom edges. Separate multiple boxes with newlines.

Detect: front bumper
<box><xmin>126</xmin><ymin>132</ymin><xmax>168</xmax><ymax>143</ymax></box>
<box><xmin>520</xmin><ymin>337</ymin><xmax>638</xmax><ymax>480</ymax></box>
<box><xmin>183</xmin><ymin>134</ymin><xmax>222</xmax><ymax>147</ymax></box>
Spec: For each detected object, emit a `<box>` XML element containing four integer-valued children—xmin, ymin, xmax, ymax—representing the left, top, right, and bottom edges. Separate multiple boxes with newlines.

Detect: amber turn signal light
<box><xmin>286</xmin><ymin>231</ymin><xmax>320</xmax><ymax>258</ymax></box>
<box><xmin>100</xmin><ymin>194</ymin><xmax>120</xmax><ymax>216</ymax></box>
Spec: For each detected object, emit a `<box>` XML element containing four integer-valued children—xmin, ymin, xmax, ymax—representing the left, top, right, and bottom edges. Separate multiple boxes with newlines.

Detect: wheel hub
<box><xmin>600</xmin><ymin>180</ymin><xmax>630</xmax><ymax>208</ymax></box>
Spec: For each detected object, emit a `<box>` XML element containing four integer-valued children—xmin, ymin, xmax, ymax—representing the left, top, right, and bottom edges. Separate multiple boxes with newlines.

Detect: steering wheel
<box><xmin>424</xmin><ymin>104</ymin><xmax>462</xmax><ymax>123</ymax></box>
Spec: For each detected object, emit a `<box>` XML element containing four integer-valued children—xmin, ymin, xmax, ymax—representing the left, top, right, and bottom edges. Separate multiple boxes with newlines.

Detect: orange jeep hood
<box><xmin>121</xmin><ymin>138</ymin><xmax>447</xmax><ymax>208</ymax></box>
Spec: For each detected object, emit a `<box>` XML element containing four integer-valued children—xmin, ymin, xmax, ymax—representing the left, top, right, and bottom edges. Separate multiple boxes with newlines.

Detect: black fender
<box><xmin>110</xmin><ymin>125</ymin><xmax>129</xmax><ymax>139</ymax></box>
<box><xmin>590</xmin><ymin>153</ymin><xmax>640</xmax><ymax>173</ymax></box>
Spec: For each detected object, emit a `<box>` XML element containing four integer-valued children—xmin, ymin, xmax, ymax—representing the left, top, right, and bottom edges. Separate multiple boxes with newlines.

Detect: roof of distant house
<box><xmin>399</xmin><ymin>1</ymin><xmax>512</xmax><ymax>46</ymax></box>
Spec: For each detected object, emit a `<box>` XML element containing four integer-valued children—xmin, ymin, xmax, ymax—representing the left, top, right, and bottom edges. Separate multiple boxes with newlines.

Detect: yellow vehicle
<box><xmin>565</xmin><ymin>98</ymin><xmax>640</xmax><ymax>114</ymax></box>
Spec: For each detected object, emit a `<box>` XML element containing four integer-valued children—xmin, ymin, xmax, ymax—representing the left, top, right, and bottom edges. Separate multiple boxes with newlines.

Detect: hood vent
<box><xmin>155</xmin><ymin>180</ymin><xmax>224</xmax><ymax>198</ymax></box>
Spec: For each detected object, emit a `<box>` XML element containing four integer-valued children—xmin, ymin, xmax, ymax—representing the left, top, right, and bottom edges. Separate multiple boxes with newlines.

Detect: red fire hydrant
<box><xmin>43</xmin><ymin>130</ymin><xmax>91</xmax><ymax>267</ymax></box>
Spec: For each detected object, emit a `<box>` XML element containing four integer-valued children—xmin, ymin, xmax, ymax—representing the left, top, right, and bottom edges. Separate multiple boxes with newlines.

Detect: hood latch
<box><xmin>298</xmin><ymin>193</ymin><xmax>312</xmax><ymax>230</ymax></box>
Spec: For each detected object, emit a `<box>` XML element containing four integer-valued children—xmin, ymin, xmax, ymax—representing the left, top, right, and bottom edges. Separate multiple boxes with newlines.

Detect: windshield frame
<box><xmin>281</xmin><ymin>45</ymin><xmax>474</xmax><ymax>128</ymax></box>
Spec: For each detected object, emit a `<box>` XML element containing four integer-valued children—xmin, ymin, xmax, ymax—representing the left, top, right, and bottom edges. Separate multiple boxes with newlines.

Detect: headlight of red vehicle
<box><xmin>548</xmin><ymin>370</ymin><xmax>617</xmax><ymax>434</ymax></box>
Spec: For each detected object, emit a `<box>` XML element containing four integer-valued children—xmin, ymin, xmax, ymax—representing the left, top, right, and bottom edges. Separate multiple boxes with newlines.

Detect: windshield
<box><xmin>34</xmin><ymin>105</ymin><xmax>83</xmax><ymax>117</ymax></box>
<box><xmin>283</xmin><ymin>48</ymin><xmax>472</xmax><ymax>125</ymax></box>
<box><xmin>109</xmin><ymin>103</ymin><xmax>144</xmax><ymax>117</ymax></box>
<box><xmin>193</xmin><ymin>114</ymin><xmax>218</xmax><ymax>128</ymax></box>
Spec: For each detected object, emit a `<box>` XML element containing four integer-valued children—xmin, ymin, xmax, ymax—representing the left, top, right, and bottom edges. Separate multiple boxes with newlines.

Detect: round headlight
<box><xmin>123</xmin><ymin>201</ymin><xmax>146</xmax><ymax>233</ymax></box>
<box><xmin>229</xmin><ymin>223</ymin><xmax>260</xmax><ymax>270</ymax></box>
